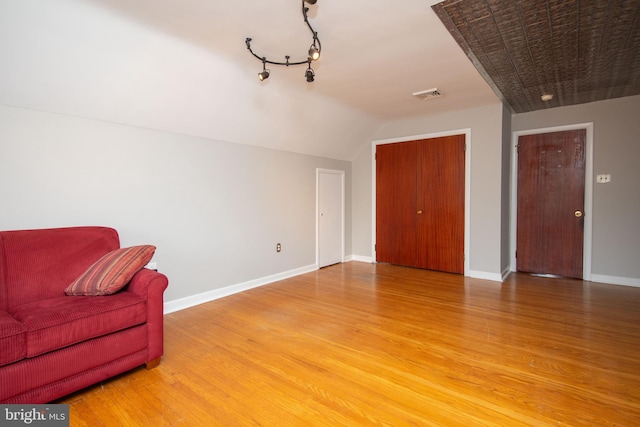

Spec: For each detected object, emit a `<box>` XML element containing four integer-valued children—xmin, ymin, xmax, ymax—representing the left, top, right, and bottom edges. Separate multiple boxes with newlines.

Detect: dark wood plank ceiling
<box><xmin>432</xmin><ymin>0</ymin><xmax>640</xmax><ymax>113</ymax></box>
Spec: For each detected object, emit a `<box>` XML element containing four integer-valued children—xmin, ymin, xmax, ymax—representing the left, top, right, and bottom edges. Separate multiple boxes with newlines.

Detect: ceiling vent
<box><xmin>412</xmin><ymin>88</ymin><xmax>442</xmax><ymax>100</ymax></box>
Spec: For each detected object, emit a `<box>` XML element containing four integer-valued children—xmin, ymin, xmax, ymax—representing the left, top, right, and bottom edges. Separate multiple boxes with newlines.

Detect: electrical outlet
<box><xmin>276</xmin><ymin>243</ymin><xmax>282</xmax><ymax>253</ymax></box>
<box><xmin>596</xmin><ymin>174</ymin><xmax>611</xmax><ymax>183</ymax></box>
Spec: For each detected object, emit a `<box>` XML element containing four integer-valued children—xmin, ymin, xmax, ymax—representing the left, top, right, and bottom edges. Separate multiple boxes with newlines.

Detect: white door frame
<box><xmin>510</xmin><ymin>123</ymin><xmax>594</xmax><ymax>280</ymax></box>
<box><xmin>316</xmin><ymin>168</ymin><xmax>345</xmax><ymax>268</ymax></box>
<box><xmin>371</xmin><ymin>129</ymin><xmax>471</xmax><ymax>276</ymax></box>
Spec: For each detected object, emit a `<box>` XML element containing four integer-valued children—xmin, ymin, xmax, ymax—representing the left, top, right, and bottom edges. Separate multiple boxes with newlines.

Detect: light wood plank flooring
<box><xmin>61</xmin><ymin>262</ymin><xmax>640</xmax><ymax>426</ymax></box>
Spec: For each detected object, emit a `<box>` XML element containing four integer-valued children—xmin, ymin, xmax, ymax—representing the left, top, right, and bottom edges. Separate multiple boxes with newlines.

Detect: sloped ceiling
<box><xmin>78</xmin><ymin>0</ymin><xmax>499</xmax><ymax>119</ymax></box>
<box><xmin>433</xmin><ymin>0</ymin><xmax>640</xmax><ymax>113</ymax></box>
<box><xmin>13</xmin><ymin>0</ymin><xmax>618</xmax><ymax>161</ymax></box>
<box><xmin>0</xmin><ymin>0</ymin><xmax>504</xmax><ymax>160</ymax></box>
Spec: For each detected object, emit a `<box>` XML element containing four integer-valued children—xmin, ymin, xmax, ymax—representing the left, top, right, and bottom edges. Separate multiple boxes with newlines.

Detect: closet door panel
<box><xmin>416</xmin><ymin>135</ymin><xmax>465</xmax><ymax>273</ymax></box>
<box><xmin>376</xmin><ymin>141</ymin><xmax>417</xmax><ymax>267</ymax></box>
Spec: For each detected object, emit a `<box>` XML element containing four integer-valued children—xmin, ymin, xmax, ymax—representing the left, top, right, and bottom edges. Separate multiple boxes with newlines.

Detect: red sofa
<box><xmin>0</xmin><ymin>226</ymin><xmax>168</xmax><ymax>403</ymax></box>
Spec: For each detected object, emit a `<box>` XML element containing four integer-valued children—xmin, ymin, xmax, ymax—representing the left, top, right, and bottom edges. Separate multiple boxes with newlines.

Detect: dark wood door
<box><xmin>517</xmin><ymin>129</ymin><xmax>586</xmax><ymax>279</ymax></box>
<box><xmin>376</xmin><ymin>135</ymin><xmax>465</xmax><ymax>274</ymax></box>
<box><xmin>376</xmin><ymin>141</ymin><xmax>417</xmax><ymax>267</ymax></box>
<box><xmin>416</xmin><ymin>135</ymin><xmax>465</xmax><ymax>273</ymax></box>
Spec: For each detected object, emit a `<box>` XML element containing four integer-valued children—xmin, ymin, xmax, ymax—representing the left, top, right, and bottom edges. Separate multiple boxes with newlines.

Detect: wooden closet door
<box><xmin>415</xmin><ymin>135</ymin><xmax>465</xmax><ymax>274</ymax></box>
<box><xmin>376</xmin><ymin>141</ymin><xmax>417</xmax><ymax>267</ymax></box>
<box><xmin>376</xmin><ymin>135</ymin><xmax>465</xmax><ymax>273</ymax></box>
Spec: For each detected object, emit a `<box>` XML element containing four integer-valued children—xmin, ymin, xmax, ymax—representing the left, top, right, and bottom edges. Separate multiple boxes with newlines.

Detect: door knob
<box><xmin>574</xmin><ymin>210</ymin><xmax>583</xmax><ymax>218</ymax></box>
<box><xmin>417</xmin><ymin>210</ymin><xmax>423</xmax><ymax>215</ymax></box>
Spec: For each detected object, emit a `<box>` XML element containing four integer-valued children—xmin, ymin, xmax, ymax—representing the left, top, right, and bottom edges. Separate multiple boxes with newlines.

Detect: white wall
<box><xmin>500</xmin><ymin>104</ymin><xmax>513</xmax><ymax>274</ymax></box>
<box><xmin>0</xmin><ymin>104</ymin><xmax>351</xmax><ymax>305</ymax></box>
<box><xmin>351</xmin><ymin>103</ymin><xmax>507</xmax><ymax>280</ymax></box>
<box><xmin>512</xmin><ymin>95</ymin><xmax>640</xmax><ymax>286</ymax></box>
<box><xmin>351</xmin><ymin>143</ymin><xmax>374</xmax><ymax>261</ymax></box>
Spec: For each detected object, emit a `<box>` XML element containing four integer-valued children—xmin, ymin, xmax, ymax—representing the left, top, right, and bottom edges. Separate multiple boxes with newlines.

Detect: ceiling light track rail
<box><xmin>245</xmin><ymin>0</ymin><xmax>321</xmax><ymax>82</ymax></box>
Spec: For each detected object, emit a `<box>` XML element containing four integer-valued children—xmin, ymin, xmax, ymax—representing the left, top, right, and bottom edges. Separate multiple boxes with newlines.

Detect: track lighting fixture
<box><xmin>246</xmin><ymin>0</ymin><xmax>321</xmax><ymax>83</ymax></box>
<box><xmin>305</xmin><ymin>62</ymin><xmax>315</xmax><ymax>82</ymax></box>
<box><xmin>258</xmin><ymin>59</ymin><xmax>270</xmax><ymax>81</ymax></box>
<box><xmin>308</xmin><ymin>44</ymin><xmax>320</xmax><ymax>61</ymax></box>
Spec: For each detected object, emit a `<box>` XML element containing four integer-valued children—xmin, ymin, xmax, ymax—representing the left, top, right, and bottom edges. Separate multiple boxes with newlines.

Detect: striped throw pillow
<box><xmin>65</xmin><ymin>245</ymin><xmax>156</xmax><ymax>296</ymax></box>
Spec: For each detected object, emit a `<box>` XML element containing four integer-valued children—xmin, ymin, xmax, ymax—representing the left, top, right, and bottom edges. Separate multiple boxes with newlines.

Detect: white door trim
<box><xmin>371</xmin><ymin>129</ymin><xmax>471</xmax><ymax>276</ymax></box>
<box><xmin>510</xmin><ymin>123</ymin><xmax>594</xmax><ymax>280</ymax></box>
<box><xmin>316</xmin><ymin>168</ymin><xmax>345</xmax><ymax>268</ymax></box>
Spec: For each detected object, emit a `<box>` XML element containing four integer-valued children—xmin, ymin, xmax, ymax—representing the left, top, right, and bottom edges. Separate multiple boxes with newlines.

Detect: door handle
<box><xmin>574</xmin><ymin>210</ymin><xmax>583</xmax><ymax>218</ymax></box>
<box><xmin>417</xmin><ymin>210</ymin><xmax>423</xmax><ymax>215</ymax></box>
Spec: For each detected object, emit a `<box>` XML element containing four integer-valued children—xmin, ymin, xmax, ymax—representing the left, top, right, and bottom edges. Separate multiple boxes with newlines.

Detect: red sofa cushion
<box><xmin>10</xmin><ymin>292</ymin><xmax>146</xmax><ymax>358</ymax></box>
<box><xmin>65</xmin><ymin>245</ymin><xmax>156</xmax><ymax>296</ymax></box>
<box><xmin>0</xmin><ymin>312</ymin><xmax>26</xmax><ymax>367</ymax></box>
<box><xmin>0</xmin><ymin>227</ymin><xmax>120</xmax><ymax>311</ymax></box>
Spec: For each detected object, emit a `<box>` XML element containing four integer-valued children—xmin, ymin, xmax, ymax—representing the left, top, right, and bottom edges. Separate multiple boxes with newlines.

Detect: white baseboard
<box><xmin>468</xmin><ymin>270</ymin><xmax>504</xmax><ymax>282</ymax></box>
<box><xmin>590</xmin><ymin>274</ymin><xmax>640</xmax><ymax>288</ymax></box>
<box><xmin>163</xmin><ymin>263</ymin><xmax>318</xmax><ymax>314</ymax></box>
<box><xmin>349</xmin><ymin>255</ymin><xmax>374</xmax><ymax>263</ymax></box>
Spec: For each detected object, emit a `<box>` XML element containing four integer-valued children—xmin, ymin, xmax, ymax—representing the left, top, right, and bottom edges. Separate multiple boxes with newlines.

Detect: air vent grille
<box><xmin>412</xmin><ymin>88</ymin><xmax>442</xmax><ymax>100</ymax></box>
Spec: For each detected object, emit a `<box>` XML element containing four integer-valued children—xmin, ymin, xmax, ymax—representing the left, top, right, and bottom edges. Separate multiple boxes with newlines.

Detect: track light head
<box><xmin>258</xmin><ymin>59</ymin><xmax>270</xmax><ymax>81</ymax></box>
<box><xmin>308</xmin><ymin>44</ymin><xmax>320</xmax><ymax>61</ymax></box>
<box><xmin>305</xmin><ymin>65</ymin><xmax>315</xmax><ymax>83</ymax></box>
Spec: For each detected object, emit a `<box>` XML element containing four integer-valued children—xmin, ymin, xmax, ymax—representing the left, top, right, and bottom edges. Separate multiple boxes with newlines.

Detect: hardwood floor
<box><xmin>60</xmin><ymin>262</ymin><xmax>640</xmax><ymax>426</ymax></box>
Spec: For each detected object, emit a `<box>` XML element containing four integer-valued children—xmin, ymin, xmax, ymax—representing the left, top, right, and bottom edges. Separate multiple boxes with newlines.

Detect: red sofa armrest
<box><xmin>126</xmin><ymin>268</ymin><xmax>168</xmax><ymax>364</ymax></box>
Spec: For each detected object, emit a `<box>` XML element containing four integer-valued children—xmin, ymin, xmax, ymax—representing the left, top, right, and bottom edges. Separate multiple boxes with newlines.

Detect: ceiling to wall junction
<box><xmin>0</xmin><ymin>0</ymin><xmax>501</xmax><ymax>160</ymax></box>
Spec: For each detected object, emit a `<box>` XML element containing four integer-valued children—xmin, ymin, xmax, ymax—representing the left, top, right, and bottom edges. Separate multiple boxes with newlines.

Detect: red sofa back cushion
<box><xmin>0</xmin><ymin>227</ymin><xmax>119</xmax><ymax>311</ymax></box>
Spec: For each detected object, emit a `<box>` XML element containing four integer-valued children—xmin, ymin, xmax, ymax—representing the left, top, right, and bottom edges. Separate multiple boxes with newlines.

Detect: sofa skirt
<box><xmin>0</xmin><ymin>324</ymin><xmax>148</xmax><ymax>403</ymax></box>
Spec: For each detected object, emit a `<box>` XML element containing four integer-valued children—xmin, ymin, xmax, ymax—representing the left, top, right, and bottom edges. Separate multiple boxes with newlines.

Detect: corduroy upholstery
<box><xmin>0</xmin><ymin>226</ymin><xmax>168</xmax><ymax>403</ymax></box>
<box><xmin>0</xmin><ymin>312</ymin><xmax>26</xmax><ymax>366</ymax></box>
<box><xmin>65</xmin><ymin>245</ymin><xmax>156</xmax><ymax>296</ymax></box>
